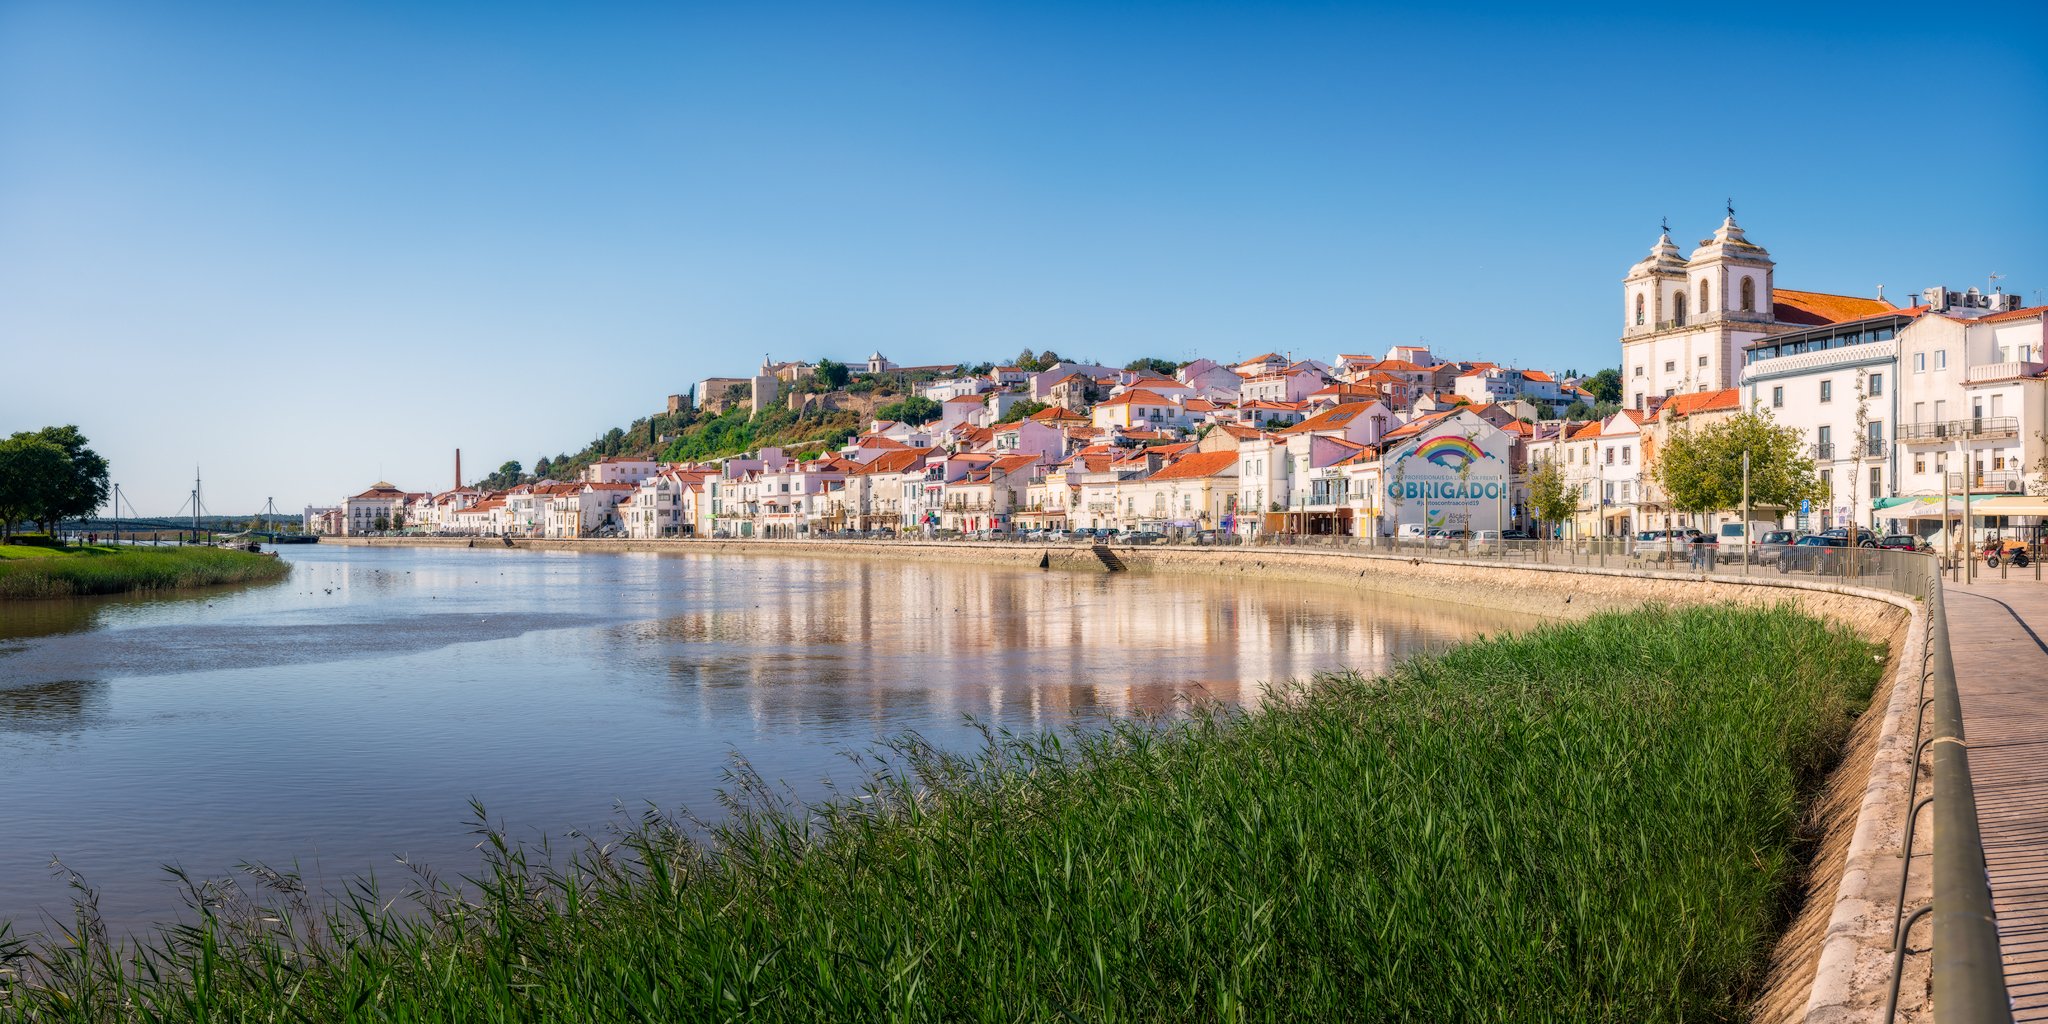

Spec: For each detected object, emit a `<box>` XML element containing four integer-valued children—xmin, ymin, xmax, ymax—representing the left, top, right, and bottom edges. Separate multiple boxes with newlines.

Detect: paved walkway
<box><xmin>1949</xmin><ymin>574</ymin><xmax>2048</xmax><ymax>1020</ymax></box>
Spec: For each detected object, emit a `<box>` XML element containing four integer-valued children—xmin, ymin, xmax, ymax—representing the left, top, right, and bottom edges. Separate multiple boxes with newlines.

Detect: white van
<box><xmin>1715</xmin><ymin>521</ymin><xmax>1780</xmax><ymax>563</ymax></box>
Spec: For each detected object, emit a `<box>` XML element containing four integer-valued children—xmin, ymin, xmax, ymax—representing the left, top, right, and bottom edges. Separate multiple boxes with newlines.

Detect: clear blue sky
<box><xmin>4</xmin><ymin>1</ymin><xmax>2043</xmax><ymax>515</ymax></box>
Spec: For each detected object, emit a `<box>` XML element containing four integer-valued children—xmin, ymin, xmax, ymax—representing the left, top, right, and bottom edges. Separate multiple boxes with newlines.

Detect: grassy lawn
<box><xmin>0</xmin><ymin>544</ymin><xmax>289</xmax><ymax>598</ymax></box>
<box><xmin>0</xmin><ymin>603</ymin><xmax>1883</xmax><ymax>1022</ymax></box>
<box><xmin>0</xmin><ymin>543</ymin><xmax>121</xmax><ymax>560</ymax></box>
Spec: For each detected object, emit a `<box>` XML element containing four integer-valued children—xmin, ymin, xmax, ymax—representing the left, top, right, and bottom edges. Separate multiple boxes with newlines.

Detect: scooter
<box><xmin>1985</xmin><ymin>541</ymin><xmax>2032</xmax><ymax>569</ymax></box>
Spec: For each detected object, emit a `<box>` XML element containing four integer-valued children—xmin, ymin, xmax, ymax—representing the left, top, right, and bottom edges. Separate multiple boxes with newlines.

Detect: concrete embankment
<box><xmin>321</xmin><ymin>533</ymin><xmax>1927</xmax><ymax>1021</ymax></box>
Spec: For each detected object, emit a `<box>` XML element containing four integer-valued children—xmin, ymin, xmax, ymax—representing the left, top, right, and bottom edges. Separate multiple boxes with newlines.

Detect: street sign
<box><xmin>1800</xmin><ymin>499</ymin><xmax>1811</xmax><ymax>515</ymax></box>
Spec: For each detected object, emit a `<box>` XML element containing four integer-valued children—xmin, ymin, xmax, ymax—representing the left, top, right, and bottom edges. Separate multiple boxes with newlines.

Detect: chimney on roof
<box><xmin>455</xmin><ymin>449</ymin><xmax>461</xmax><ymax>490</ymax></box>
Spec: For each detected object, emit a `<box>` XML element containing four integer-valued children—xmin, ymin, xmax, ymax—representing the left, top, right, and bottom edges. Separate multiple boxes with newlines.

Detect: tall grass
<box><xmin>0</xmin><ymin>546</ymin><xmax>290</xmax><ymax>599</ymax></box>
<box><xmin>0</xmin><ymin>604</ymin><xmax>1881</xmax><ymax>1022</ymax></box>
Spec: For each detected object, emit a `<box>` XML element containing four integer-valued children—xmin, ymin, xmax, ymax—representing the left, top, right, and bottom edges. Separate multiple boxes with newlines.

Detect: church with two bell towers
<box><xmin>1619</xmin><ymin>206</ymin><xmax>1892</xmax><ymax>413</ymax></box>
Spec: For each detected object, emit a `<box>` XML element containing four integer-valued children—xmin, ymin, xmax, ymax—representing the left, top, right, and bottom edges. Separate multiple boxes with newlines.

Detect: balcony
<box><xmin>1814</xmin><ymin>442</ymin><xmax>1835</xmax><ymax>461</ymax></box>
<box><xmin>1896</xmin><ymin>417</ymin><xmax>2020</xmax><ymax>444</ymax></box>
<box><xmin>1965</xmin><ymin>360</ymin><xmax>2046</xmax><ymax>383</ymax></box>
<box><xmin>1862</xmin><ymin>438</ymin><xmax>1886</xmax><ymax>458</ymax></box>
<box><xmin>1946</xmin><ymin>472</ymin><xmax>2025</xmax><ymax>494</ymax></box>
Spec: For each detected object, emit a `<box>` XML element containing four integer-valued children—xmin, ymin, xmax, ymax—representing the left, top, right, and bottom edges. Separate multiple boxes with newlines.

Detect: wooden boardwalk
<box><xmin>1950</xmin><ymin>575</ymin><xmax>2048</xmax><ymax>1020</ymax></box>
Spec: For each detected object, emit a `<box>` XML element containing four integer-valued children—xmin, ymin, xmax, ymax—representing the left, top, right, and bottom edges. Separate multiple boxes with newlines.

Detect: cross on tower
<box><xmin>1660</xmin><ymin>216</ymin><xmax>1669</xmax><ymax>236</ymax></box>
<box><xmin>1726</xmin><ymin>197</ymin><xmax>1736</xmax><ymax>219</ymax></box>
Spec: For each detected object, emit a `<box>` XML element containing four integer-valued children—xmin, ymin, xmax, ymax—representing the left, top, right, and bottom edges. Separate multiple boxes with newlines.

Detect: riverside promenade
<box><xmin>1950</xmin><ymin>575</ymin><xmax>2048</xmax><ymax>1020</ymax></box>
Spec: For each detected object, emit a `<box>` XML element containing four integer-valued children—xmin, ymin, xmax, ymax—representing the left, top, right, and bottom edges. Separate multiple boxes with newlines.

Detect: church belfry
<box><xmin>1685</xmin><ymin>206</ymin><xmax>1775</xmax><ymax>326</ymax></box>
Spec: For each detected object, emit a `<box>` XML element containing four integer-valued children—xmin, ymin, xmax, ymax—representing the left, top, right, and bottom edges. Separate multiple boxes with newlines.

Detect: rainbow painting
<box><xmin>1413</xmin><ymin>434</ymin><xmax>1491</xmax><ymax>470</ymax></box>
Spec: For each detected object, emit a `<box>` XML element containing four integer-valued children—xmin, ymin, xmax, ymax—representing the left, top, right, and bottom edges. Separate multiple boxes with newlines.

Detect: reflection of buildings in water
<box><xmin>0</xmin><ymin>678</ymin><xmax>109</xmax><ymax>731</ymax></box>
<box><xmin>638</xmin><ymin>557</ymin><xmax>1527</xmax><ymax>740</ymax></box>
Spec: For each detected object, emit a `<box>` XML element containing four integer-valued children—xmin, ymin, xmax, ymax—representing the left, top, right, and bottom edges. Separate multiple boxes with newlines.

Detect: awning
<box><xmin>1974</xmin><ymin>495</ymin><xmax>2048</xmax><ymax>516</ymax></box>
<box><xmin>1874</xmin><ymin>494</ymin><xmax>1999</xmax><ymax>515</ymax></box>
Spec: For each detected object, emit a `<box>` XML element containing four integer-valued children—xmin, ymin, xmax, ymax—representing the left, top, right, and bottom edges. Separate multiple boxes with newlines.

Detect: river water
<box><xmin>0</xmin><ymin>545</ymin><xmax>1524</xmax><ymax>932</ymax></box>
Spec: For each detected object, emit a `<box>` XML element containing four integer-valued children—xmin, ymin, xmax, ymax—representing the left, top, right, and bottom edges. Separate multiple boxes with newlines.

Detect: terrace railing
<box><xmin>1898</xmin><ymin>417</ymin><xmax>2020</xmax><ymax>443</ymax></box>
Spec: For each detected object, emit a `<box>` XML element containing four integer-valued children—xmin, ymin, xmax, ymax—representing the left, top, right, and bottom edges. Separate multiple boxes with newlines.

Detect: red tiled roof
<box><xmin>1979</xmin><ymin>303</ymin><xmax>2048</xmax><ymax>323</ymax></box>
<box><xmin>1773</xmin><ymin>289</ymin><xmax>1894</xmax><ymax>326</ymax></box>
<box><xmin>1279</xmin><ymin>404</ymin><xmax>1375</xmax><ymax>435</ymax></box>
<box><xmin>1659</xmin><ymin>387</ymin><xmax>1742</xmax><ymax>418</ymax></box>
<box><xmin>1149</xmin><ymin>451</ymin><xmax>1240</xmax><ymax>480</ymax></box>
<box><xmin>1095</xmin><ymin>389</ymin><xmax>1177</xmax><ymax>407</ymax></box>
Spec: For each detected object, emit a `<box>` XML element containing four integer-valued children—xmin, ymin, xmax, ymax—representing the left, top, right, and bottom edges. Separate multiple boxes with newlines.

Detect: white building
<box><xmin>1620</xmin><ymin>213</ymin><xmax>1892</xmax><ymax>412</ymax></box>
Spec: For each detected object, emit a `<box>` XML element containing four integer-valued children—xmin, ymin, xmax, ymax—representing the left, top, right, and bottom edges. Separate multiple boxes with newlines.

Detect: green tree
<box><xmin>996</xmin><ymin>399</ymin><xmax>1051</xmax><ymax>424</ymax></box>
<box><xmin>1586</xmin><ymin>368</ymin><xmax>1623</xmax><ymax>405</ymax></box>
<box><xmin>372</xmin><ymin>513</ymin><xmax>390</xmax><ymax>532</ymax></box>
<box><xmin>1123</xmin><ymin>357</ymin><xmax>1180</xmax><ymax>377</ymax></box>
<box><xmin>1528</xmin><ymin>458</ymin><xmax>1575</xmax><ymax>538</ymax></box>
<box><xmin>874</xmin><ymin>396</ymin><xmax>942</xmax><ymax>426</ymax></box>
<box><xmin>1563</xmin><ymin>400</ymin><xmax>1620</xmax><ymax>421</ymax></box>
<box><xmin>534</xmin><ymin>457</ymin><xmax>552</xmax><ymax>479</ymax></box>
<box><xmin>1655</xmin><ymin>408</ymin><xmax>1818</xmax><ymax>517</ymax></box>
<box><xmin>0</xmin><ymin>436</ymin><xmax>71</xmax><ymax>541</ymax></box>
<box><xmin>7</xmin><ymin>425</ymin><xmax>109</xmax><ymax>535</ymax></box>
<box><xmin>814</xmin><ymin>359</ymin><xmax>850</xmax><ymax>390</ymax></box>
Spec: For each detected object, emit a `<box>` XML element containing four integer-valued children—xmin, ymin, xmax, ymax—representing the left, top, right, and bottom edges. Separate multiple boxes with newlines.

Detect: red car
<box><xmin>1877</xmin><ymin>534</ymin><xmax>1923</xmax><ymax>552</ymax></box>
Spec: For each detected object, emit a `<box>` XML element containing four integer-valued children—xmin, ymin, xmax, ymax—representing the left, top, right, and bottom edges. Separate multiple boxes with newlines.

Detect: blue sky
<box><xmin>4</xmin><ymin>1</ymin><xmax>2044</xmax><ymax>514</ymax></box>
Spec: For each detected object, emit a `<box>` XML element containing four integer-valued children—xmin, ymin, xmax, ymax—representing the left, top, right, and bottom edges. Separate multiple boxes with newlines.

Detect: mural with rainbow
<box><xmin>1412</xmin><ymin>434</ymin><xmax>1498</xmax><ymax>472</ymax></box>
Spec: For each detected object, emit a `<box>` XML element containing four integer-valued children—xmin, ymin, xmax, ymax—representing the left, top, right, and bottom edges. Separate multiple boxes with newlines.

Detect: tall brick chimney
<box><xmin>455</xmin><ymin>449</ymin><xmax>462</xmax><ymax>490</ymax></box>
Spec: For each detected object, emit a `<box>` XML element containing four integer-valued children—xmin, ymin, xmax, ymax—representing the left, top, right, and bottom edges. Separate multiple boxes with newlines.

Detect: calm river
<box><xmin>0</xmin><ymin>545</ymin><xmax>1524</xmax><ymax>932</ymax></box>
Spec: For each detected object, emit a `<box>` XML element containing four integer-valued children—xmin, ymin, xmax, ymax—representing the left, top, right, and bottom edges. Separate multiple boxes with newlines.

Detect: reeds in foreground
<box><xmin>0</xmin><ymin>603</ymin><xmax>1882</xmax><ymax>1022</ymax></box>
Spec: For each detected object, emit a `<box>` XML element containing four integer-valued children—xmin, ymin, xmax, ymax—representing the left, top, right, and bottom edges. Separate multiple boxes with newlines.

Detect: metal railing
<box><xmin>1945</xmin><ymin>472</ymin><xmax>2024</xmax><ymax>494</ymax></box>
<box><xmin>1817</xmin><ymin>442</ymin><xmax>1837</xmax><ymax>460</ymax></box>
<box><xmin>1886</xmin><ymin>574</ymin><xmax>2013</xmax><ymax>1023</ymax></box>
<box><xmin>1898</xmin><ymin>417</ymin><xmax>2020</xmax><ymax>443</ymax></box>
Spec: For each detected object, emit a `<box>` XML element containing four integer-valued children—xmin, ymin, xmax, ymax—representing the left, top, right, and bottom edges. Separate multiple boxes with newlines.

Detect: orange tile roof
<box><xmin>1095</xmin><ymin>389</ymin><xmax>1177</xmax><ymax>407</ymax></box>
<box><xmin>1773</xmin><ymin>289</ymin><xmax>1894</xmax><ymax>326</ymax></box>
<box><xmin>1979</xmin><ymin>303</ymin><xmax>2048</xmax><ymax>323</ymax></box>
<box><xmin>1659</xmin><ymin>387</ymin><xmax>1742</xmax><ymax>418</ymax></box>
<box><xmin>1278</xmin><ymin>404</ymin><xmax>1374</xmax><ymax>435</ymax></box>
<box><xmin>1149</xmin><ymin>450</ymin><xmax>1240</xmax><ymax>480</ymax></box>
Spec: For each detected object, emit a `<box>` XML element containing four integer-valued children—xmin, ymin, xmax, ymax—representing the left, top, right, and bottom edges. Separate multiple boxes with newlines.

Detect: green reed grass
<box><xmin>0</xmin><ymin>546</ymin><xmax>290</xmax><ymax>599</ymax></box>
<box><xmin>0</xmin><ymin>603</ymin><xmax>1882</xmax><ymax>1022</ymax></box>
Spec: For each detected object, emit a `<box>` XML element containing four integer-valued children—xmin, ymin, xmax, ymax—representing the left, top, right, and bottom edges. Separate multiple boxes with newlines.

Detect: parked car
<box><xmin>1713</xmin><ymin>520</ymin><xmax>1782</xmax><ymax>563</ymax></box>
<box><xmin>1124</xmin><ymin>531</ymin><xmax>1165</xmax><ymax>545</ymax></box>
<box><xmin>1500</xmin><ymin>529</ymin><xmax>1531</xmax><ymax>541</ymax></box>
<box><xmin>1877</xmin><ymin>534</ymin><xmax>1925</xmax><ymax>552</ymax></box>
<box><xmin>1819</xmin><ymin>527</ymin><xmax>1880</xmax><ymax>548</ymax></box>
<box><xmin>1631</xmin><ymin>530</ymin><xmax>1684</xmax><ymax>564</ymax></box>
<box><xmin>1778</xmin><ymin>534</ymin><xmax>1851</xmax><ymax>573</ymax></box>
<box><xmin>1754</xmin><ymin>529</ymin><xmax>1798</xmax><ymax>567</ymax></box>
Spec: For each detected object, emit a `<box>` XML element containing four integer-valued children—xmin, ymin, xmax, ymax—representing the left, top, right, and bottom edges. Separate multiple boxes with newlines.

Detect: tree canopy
<box><xmin>1123</xmin><ymin>357</ymin><xmax>1181</xmax><ymax>377</ymax></box>
<box><xmin>1527</xmin><ymin>458</ymin><xmax>1576</xmax><ymax>533</ymax></box>
<box><xmin>1585</xmin><ymin>368</ymin><xmax>1623</xmax><ymax>405</ymax></box>
<box><xmin>0</xmin><ymin>426</ymin><xmax>109</xmax><ymax>540</ymax></box>
<box><xmin>996</xmin><ymin>399</ymin><xmax>1051</xmax><ymax>424</ymax></box>
<box><xmin>813</xmin><ymin>359</ymin><xmax>850</xmax><ymax>390</ymax></box>
<box><xmin>874</xmin><ymin>396</ymin><xmax>942</xmax><ymax>426</ymax></box>
<box><xmin>1654</xmin><ymin>408</ymin><xmax>1818</xmax><ymax>515</ymax></box>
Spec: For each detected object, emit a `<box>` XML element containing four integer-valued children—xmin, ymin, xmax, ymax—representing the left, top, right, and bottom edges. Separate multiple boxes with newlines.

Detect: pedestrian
<box><xmin>1691</xmin><ymin>532</ymin><xmax>1712</xmax><ymax>571</ymax></box>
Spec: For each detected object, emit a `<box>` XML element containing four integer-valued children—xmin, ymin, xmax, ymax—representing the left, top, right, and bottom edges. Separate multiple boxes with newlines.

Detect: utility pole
<box><xmin>1741</xmin><ymin>451</ymin><xmax>1751</xmax><ymax>576</ymax></box>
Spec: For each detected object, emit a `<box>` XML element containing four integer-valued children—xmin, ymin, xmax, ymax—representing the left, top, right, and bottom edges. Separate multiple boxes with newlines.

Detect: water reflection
<box><xmin>0</xmin><ymin>679</ymin><xmax>107</xmax><ymax>731</ymax></box>
<box><xmin>0</xmin><ymin>545</ymin><xmax>1527</xmax><ymax>933</ymax></box>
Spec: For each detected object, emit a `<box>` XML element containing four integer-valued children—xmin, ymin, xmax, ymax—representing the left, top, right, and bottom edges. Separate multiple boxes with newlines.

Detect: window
<box><xmin>1870</xmin><ymin>373</ymin><xmax>1884</xmax><ymax>397</ymax></box>
<box><xmin>1818</xmin><ymin>425</ymin><xmax>1832</xmax><ymax>446</ymax></box>
<box><xmin>1605</xmin><ymin>447</ymin><xmax>1615</xmax><ymax>465</ymax></box>
<box><xmin>1740</xmin><ymin>277</ymin><xmax>1756</xmax><ymax>312</ymax></box>
<box><xmin>1633</xmin><ymin>365</ymin><xmax>1644</xmax><ymax>377</ymax></box>
<box><xmin>1913</xmin><ymin>352</ymin><xmax>1926</xmax><ymax>373</ymax></box>
<box><xmin>1870</xmin><ymin>468</ymin><xmax>1882</xmax><ymax>499</ymax></box>
<box><xmin>1635</xmin><ymin>294</ymin><xmax>1645</xmax><ymax>326</ymax></box>
<box><xmin>1621</xmin><ymin>447</ymin><xmax>1631</xmax><ymax>464</ymax></box>
<box><xmin>1699</xmin><ymin>280</ymin><xmax>1710</xmax><ymax>312</ymax></box>
<box><xmin>1772</xmin><ymin>386</ymin><xmax>1784</xmax><ymax>408</ymax></box>
<box><xmin>1698</xmin><ymin>356</ymin><xmax>1708</xmax><ymax>367</ymax></box>
<box><xmin>1819</xmin><ymin>380</ymin><xmax>1833</xmax><ymax>403</ymax></box>
<box><xmin>1664</xmin><ymin>360</ymin><xmax>1676</xmax><ymax>372</ymax></box>
<box><xmin>1914</xmin><ymin>454</ymin><xmax>1925</xmax><ymax>474</ymax></box>
<box><xmin>1936</xmin><ymin>350</ymin><xmax>1947</xmax><ymax>370</ymax></box>
<box><xmin>1673</xmin><ymin>292</ymin><xmax>1688</xmax><ymax>325</ymax></box>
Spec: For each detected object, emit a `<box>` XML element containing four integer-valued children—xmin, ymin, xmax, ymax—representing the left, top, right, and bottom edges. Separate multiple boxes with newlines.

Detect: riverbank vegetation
<box><xmin>0</xmin><ymin>544</ymin><xmax>290</xmax><ymax>599</ymax></box>
<box><xmin>0</xmin><ymin>604</ymin><xmax>1882</xmax><ymax>1021</ymax></box>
